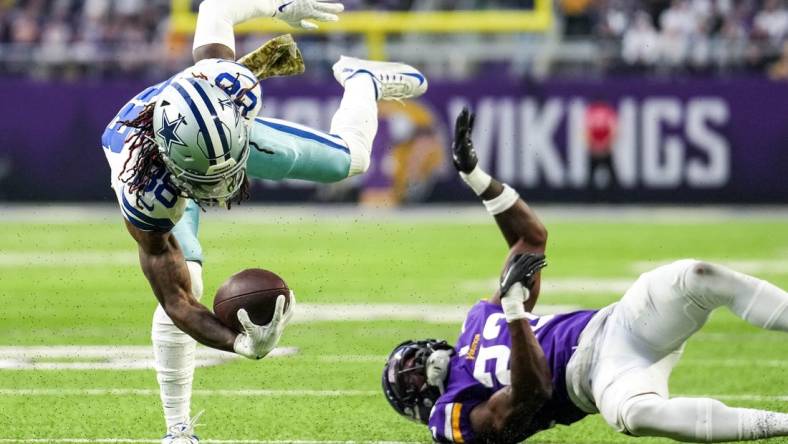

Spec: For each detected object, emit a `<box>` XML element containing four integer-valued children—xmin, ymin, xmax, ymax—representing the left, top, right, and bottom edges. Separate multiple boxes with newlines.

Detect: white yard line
<box><xmin>676</xmin><ymin>395</ymin><xmax>788</xmax><ymax>402</ymax></box>
<box><xmin>461</xmin><ymin>277</ymin><xmax>632</xmax><ymax>295</ymax></box>
<box><xmin>317</xmin><ymin>355</ymin><xmax>388</xmax><ymax>363</ymax></box>
<box><xmin>0</xmin><ymin>388</ymin><xmax>378</xmax><ymax>397</ymax></box>
<box><xmin>319</xmin><ymin>357</ymin><xmax>788</xmax><ymax>367</ymax></box>
<box><xmin>1</xmin><ymin>388</ymin><xmax>786</xmax><ymax>402</ymax></box>
<box><xmin>0</xmin><ymin>346</ymin><xmax>297</xmax><ymax>371</ymax></box>
<box><xmin>294</xmin><ymin>303</ymin><xmax>578</xmax><ymax>323</ymax></box>
<box><xmin>0</xmin><ymin>251</ymin><xmax>138</xmax><ymax>266</ymax></box>
<box><xmin>0</xmin><ymin>440</ymin><xmax>419</xmax><ymax>444</ymax></box>
<box><xmin>5</xmin><ymin>204</ymin><xmax>788</xmax><ymax>223</ymax></box>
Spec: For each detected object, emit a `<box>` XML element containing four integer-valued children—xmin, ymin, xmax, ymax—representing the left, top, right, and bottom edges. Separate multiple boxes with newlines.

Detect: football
<box><xmin>213</xmin><ymin>268</ymin><xmax>291</xmax><ymax>333</ymax></box>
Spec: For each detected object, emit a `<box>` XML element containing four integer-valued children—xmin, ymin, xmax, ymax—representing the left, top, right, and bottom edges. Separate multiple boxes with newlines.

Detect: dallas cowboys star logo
<box><xmin>157</xmin><ymin>111</ymin><xmax>187</xmax><ymax>152</ymax></box>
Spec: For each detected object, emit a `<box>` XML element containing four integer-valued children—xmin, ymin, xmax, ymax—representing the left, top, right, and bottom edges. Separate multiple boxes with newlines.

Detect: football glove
<box><xmin>233</xmin><ymin>291</ymin><xmax>296</xmax><ymax>359</ymax></box>
<box><xmin>452</xmin><ymin>107</ymin><xmax>478</xmax><ymax>174</ymax></box>
<box><xmin>499</xmin><ymin>254</ymin><xmax>547</xmax><ymax>322</ymax></box>
<box><xmin>272</xmin><ymin>0</ymin><xmax>344</xmax><ymax>30</ymax></box>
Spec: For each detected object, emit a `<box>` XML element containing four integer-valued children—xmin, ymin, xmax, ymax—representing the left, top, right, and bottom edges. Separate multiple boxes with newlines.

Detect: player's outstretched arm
<box><xmin>125</xmin><ymin>221</ymin><xmax>239</xmax><ymax>352</ymax></box>
<box><xmin>452</xmin><ymin>107</ymin><xmax>548</xmax><ymax>307</ymax></box>
<box><xmin>127</xmin><ymin>221</ymin><xmax>292</xmax><ymax>359</ymax></box>
<box><xmin>452</xmin><ymin>107</ymin><xmax>547</xmax><ymax>251</ymax></box>
<box><xmin>469</xmin><ymin>254</ymin><xmax>552</xmax><ymax>441</ymax></box>
<box><xmin>192</xmin><ymin>0</ymin><xmax>344</xmax><ymax>62</ymax></box>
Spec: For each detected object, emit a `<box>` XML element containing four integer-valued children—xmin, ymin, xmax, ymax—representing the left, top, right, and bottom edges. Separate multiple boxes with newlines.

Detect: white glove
<box><xmin>272</xmin><ymin>0</ymin><xmax>344</xmax><ymax>30</ymax></box>
<box><xmin>501</xmin><ymin>282</ymin><xmax>530</xmax><ymax>323</ymax></box>
<box><xmin>233</xmin><ymin>291</ymin><xmax>296</xmax><ymax>359</ymax></box>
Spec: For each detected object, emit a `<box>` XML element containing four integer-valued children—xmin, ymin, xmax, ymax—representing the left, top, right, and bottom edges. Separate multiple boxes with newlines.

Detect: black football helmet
<box><xmin>382</xmin><ymin>339</ymin><xmax>454</xmax><ymax>424</ymax></box>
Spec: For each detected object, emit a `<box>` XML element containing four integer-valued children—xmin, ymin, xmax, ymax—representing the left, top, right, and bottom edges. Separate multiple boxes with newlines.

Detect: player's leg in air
<box><xmin>246</xmin><ymin>56</ymin><xmax>427</xmax><ymax>183</ymax></box>
<box><xmin>593</xmin><ymin>259</ymin><xmax>788</xmax><ymax>442</ymax></box>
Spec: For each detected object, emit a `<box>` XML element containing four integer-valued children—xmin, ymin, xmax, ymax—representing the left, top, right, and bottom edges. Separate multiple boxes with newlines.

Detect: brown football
<box><xmin>213</xmin><ymin>268</ymin><xmax>291</xmax><ymax>333</ymax></box>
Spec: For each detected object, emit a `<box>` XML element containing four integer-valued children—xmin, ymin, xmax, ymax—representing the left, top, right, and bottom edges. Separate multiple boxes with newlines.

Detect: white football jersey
<box><xmin>101</xmin><ymin>59</ymin><xmax>262</xmax><ymax>231</ymax></box>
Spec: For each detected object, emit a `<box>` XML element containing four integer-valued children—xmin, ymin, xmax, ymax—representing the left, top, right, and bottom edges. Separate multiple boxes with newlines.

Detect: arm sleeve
<box><xmin>246</xmin><ymin>117</ymin><xmax>352</xmax><ymax>183</ymax></box>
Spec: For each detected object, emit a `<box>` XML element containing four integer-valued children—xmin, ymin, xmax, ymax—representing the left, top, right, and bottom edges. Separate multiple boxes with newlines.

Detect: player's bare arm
<box><xmin>453</xmin><ymin>107</ymin><xmax>548</xmax><ymax>252</ymax></box>
<box><xmin>125</xmin><ymin>221</ymin><xmax>238</xmax><ymax>352</ymax></box>
<box><xmin>452</xmin><ymin>107</ymin><xmax>547</xmax><ymax>309</ymax></box>
<box><xmin>469</xmin><ymin>254</ymin><xmax>551</xmax><ymax>442</ymax></box>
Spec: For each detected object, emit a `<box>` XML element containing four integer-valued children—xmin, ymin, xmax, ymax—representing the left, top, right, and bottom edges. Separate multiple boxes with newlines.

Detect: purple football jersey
<box><xmin>428</xmin><ymin>301</ymin><xmax>597</xmax><ymax>443</ymax></box>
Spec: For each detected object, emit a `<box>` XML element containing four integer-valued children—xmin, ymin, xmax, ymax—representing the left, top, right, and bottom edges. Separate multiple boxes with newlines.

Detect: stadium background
<box><xmin>1</xmin><ymin>0</ymin><xmax>787</xmax><ymax>443</ymax></box>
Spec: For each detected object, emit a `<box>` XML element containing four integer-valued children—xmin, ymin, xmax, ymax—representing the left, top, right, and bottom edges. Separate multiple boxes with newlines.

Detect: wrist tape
<box><xmin>193</xmin><ymin>0</ymin><xmax>275</xmax><ymax>54</ymax></box>
<box><xmin>483</xmin><ymin>184</ymin><xmax>519</xmax><ymax>215</ymax></box>
<box><xmin>501</xmin><ymin>283</ymin><xmax>530</xmax><ymax>322</ymax></box>
<box><xmin>459</xmin><ymin>166</ymin><xmax>492</xmax><ymax>196</ymax></box>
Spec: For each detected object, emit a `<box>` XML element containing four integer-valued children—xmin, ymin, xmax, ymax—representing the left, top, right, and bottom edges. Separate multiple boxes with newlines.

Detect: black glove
<box><xmin>452</xmin><ymin>107</ymin><xmax>478</xmax><ymax>173</ymax></box>
<box><xmin>500</xmin><ymin>253</ymin><xmax>547</xmax><ymax>297</ymax></box>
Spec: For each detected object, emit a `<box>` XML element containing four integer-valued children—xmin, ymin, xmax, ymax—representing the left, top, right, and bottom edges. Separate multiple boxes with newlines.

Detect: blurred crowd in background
<box><xmin>562</xmin><ymin>0</ymin><xmax>788</xmax><ymax>78</ymax></box>
<box><xmin>0</xmin><ymin>0</ymin><xmax>785</xmax><ymax>80</ymax></box>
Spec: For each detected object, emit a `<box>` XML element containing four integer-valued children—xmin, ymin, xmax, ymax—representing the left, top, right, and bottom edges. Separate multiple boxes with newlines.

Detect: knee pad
<box><xmin>620</xmin><ymin>393</ymin><xmax>664</xmax><ymax>437</ymax></box>
<box><xmin>681</xmin><ymin>260</ymin><xmax>734</xmax><ymax>309</ymax></box>
<box><xmin>152</xmin><ymin>305</ymin><xmax>195</xmax><ymax>345</ymax></box>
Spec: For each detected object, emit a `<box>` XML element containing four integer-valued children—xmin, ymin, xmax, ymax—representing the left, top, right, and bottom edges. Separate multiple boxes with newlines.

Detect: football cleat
<box><xmin>332</xmin><ymin>56</ymin><xmax>428</xmax><ymax>101</ymax></box>
<box><xmin>161</xmin><ymin>411</ymin><xmax>202</xmax><ymax>444</ymax></box>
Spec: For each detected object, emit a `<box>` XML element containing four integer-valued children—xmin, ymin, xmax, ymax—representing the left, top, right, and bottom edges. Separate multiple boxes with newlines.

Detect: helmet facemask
<box><xmin>157</xmin><ymin>132</ymin><xmax>250</xmax><ymax>207</ymax></box>
<box><xmin>382</xmin><ymin>339</ymin><xmax>454</xmax><ymax>424</ymax></box>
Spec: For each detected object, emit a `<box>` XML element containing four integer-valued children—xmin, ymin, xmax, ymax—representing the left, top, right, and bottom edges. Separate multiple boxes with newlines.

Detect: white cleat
<box><xmin>332</xmin><ymin>56</ymin><xmax>428</xmax><ymax>101</ymax></box>
<box><xmin>161</xmin><ymin>411</ymin><xmax>202</xmax><ymax>444</ymax></box>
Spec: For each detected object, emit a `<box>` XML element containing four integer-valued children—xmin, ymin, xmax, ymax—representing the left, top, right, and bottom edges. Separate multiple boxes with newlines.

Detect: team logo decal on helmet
<box><xmin>382</xmin><ymin>339</ymin><xmax>455</xmax><ymax>424</ymax></box>
<box><xmin>156</xmin><ymin>111</ymin><xmax>187</xmax><ymax>151</ymax></box>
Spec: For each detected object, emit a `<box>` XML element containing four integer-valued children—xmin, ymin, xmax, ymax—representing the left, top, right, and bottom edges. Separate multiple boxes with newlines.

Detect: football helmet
<box><xmin>152</xmin><ymin>76</ymin><xmax>250</xmax><ymax>205</ymax></box>
<box><xmin>382</xmin><ymin>339</ymin><xmax>454</xmax><ymax>424</ymax></box>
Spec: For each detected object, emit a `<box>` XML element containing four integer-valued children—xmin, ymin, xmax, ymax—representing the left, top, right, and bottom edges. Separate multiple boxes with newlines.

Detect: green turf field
<box><xmin>0</xmin><ymin>208</ymin><xmax>786</xmax><ymax>443</ymax></box>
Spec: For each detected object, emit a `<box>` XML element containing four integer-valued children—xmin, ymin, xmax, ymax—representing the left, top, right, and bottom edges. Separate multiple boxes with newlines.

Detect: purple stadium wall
<box><xmin>0</xmin><ymin>77</ymin><xmax>786</xmax><ymax>203</ymax></box>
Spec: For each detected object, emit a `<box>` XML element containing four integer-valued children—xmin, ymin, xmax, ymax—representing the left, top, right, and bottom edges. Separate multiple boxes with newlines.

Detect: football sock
<box><xmin>622</xmin><ymin>394</ymin><xmax>788</xmax><ymax>441</ymax></box>
<box><xmin>330</xmin><ymin>73</ymin><xmax>378</xmax><ymax>176</ymax></box>
<box><xmin>151</xmin><ymin>260</ymin><xmax>203</xmax><ymax>429</ymax></box>
<box><xmin>682</xmin><ymin>261</ymin><xmax>788</xmax><ymax>332</ymax></box>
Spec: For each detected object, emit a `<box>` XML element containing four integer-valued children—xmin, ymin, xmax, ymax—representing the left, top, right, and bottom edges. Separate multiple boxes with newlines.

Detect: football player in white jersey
<box><xmin>101</xmin><ymin>0</ymin><xmax>427</xmax><ymax>442</ymax></box>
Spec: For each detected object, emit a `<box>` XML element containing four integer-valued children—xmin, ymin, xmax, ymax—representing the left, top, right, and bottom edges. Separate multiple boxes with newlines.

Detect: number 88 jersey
<box><xmin>100</xmin><ymin>59</ymin><xmax>262</xmax><ymax>231</ymax></box>
<box><xmin>428</xmin><ymin>301</ymin><xmax>597</xmax><ymax>443</ymax></box>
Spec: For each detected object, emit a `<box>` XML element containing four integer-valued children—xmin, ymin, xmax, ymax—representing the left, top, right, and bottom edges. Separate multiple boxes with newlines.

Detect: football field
<box><xmin>0</xmin><ymin>205</ymin><xmax>787</xmax><ymax>443</ymax></box>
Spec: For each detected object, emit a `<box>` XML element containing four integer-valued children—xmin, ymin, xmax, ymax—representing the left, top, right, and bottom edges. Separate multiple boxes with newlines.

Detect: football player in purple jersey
<box><xmin>382</xmin><ymin>108</ymin><xmax>788</xmax><ymax>443</ymax></box>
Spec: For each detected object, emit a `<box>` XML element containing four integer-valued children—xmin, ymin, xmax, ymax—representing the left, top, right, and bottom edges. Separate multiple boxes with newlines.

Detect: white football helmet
<box><xmin>152</xmin><ymin>76</ymin><xmax>250</xmax><ymax>205</ymax></box>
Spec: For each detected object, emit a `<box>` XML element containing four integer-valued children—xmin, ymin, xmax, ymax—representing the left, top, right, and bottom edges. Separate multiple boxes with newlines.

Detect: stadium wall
<box><xmin>1</xmin><ymin>77</ymin><xmax>786</xmax><ymax>203</ymax></box>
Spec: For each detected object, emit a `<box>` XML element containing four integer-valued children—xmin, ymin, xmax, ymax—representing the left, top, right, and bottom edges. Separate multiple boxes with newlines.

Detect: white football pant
<box><xmin>330</xmin><ymin>74</ymin><xmax>378</xmax><ymax>175</ymax></box>
<box><xmin>589</xmin><ymin>259</ymin><xmax>788</xmax><ymax>442</ymax></box>
<box><xmin>151</xmin><ymin>260</ymin><xmax>202</xmax><ymax>428</ymax></box>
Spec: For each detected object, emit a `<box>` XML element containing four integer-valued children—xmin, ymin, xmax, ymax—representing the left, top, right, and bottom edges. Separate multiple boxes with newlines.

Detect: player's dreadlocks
<box><xmin>118</xmin><ymin>88</ymin><xmax>252</xmax><ymax>209</ymax></box>
<box><xmin>118</xmin><ymin>102</ymin><xmax>162</xmax><ymax>206</ymax></box>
